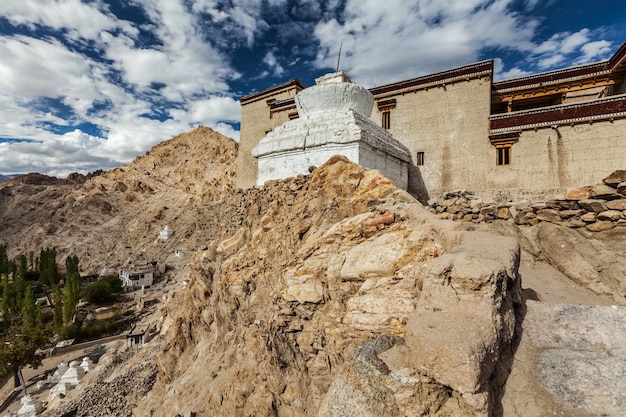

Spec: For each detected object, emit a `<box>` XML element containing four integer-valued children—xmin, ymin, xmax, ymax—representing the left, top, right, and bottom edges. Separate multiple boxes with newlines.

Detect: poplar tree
<box><xmin>62</xmin><ymin>254</ymin><xmax>81</xmax><ymax>326</ymax></box>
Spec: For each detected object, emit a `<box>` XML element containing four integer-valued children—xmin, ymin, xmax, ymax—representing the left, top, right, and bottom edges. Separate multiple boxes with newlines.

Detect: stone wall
<box><xmin>429</xmin><ymin>171</ymin><xmax>626</xmax><ymax>232</ymax></box>
<box><xmin>372</xmin><ymin>76</ymin><xmax>492</xmax><ymax>201</ymax></box>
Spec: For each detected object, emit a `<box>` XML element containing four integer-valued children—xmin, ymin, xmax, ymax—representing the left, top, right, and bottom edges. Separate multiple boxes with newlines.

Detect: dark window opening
<box><xmin>416</xmin><ymin>152</ymin><xmax>425</xmax><ymax>166</ymax></box>
<box><xmin>496</xmin><ymin>146</ymin><xmax>511</xmax><ymax>165</ymax></box>
<box><xmin>382</xmin><ymin>111</ymin><xmax>391</xmax><ymax>130</ymax></box>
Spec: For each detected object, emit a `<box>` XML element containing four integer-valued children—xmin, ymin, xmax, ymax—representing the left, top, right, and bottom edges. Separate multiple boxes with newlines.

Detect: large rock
<box><xmin>523</xmin><ymin>302</ymin><xmax>626</xmax><ymax>416</ymax></box>
<box><xmin>386</xmin><ymin>231</ymin><xmax>521</xmax><ymax>414</ymax></box>
<box><xmin>602</xmin><ymin>170</ymin><xmax>626</xmax><ymax>188</ymax></box>
<box><xmin>536</xmin><ymin>222</ymin><xmax>626</xmax><ymax>299</ymax></box>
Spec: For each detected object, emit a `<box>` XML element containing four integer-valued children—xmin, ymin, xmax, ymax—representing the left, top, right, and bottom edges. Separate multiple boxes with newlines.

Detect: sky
<box><xmin>0</xmin><ymin>0</ymin><xmax>625</xmax><ymax>177</ymax></box>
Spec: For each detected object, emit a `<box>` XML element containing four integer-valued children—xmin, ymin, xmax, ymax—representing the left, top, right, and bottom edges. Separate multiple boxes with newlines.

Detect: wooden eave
<box><xmin>369</xmin><ymin>60</ymin><xmax>494</xmax><ymax>99</ymax></box>
<box><xmin>240</xmin><ymin>78</ymin><xmax>306</xmax><ymax>105</ymax></box>
<box><xmin>492</xmin><ymin>41</ymin><xmax>626</xmax><ymax>108</ymax></box>
<box><xmin>489</xmin><ymin>94</ymin><xmax>626</xmax><ymax>133</ymax></box>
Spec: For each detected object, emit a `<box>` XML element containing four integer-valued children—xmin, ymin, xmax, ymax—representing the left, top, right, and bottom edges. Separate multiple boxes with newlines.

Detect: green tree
<box><xmin>62</xmin><ymin>271</ymin><xmax>80</xmax><ymax>326</ymax></box>
<box><xmin>52</xmin><ymin>285</ymin><xmax>63</xmax><ymax>330</ymax></box>
<box><xmin>21</xmin><ymin>285</ymin><xmax>40</xmax><ymax>329</ymax></box>
<box><xmin>0</xmin><ymin>323</ymin><xmax>47</xmax><ymax>387</ymax></box>
<box><xmin>38</xmin><ymin>248</ymin><xmax>59</xmax><ymax>286</ymax></box>
<box><xmin>81</xmin><ymin>276</ymin><xmax>123</xmax><ymax>304</ymax></box>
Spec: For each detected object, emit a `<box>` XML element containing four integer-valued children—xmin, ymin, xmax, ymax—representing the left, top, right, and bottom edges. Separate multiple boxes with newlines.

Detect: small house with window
<box><xmin>119</xmin><ymin>264</ymin><xmax>154</xmax><ymax>291</ymax></box>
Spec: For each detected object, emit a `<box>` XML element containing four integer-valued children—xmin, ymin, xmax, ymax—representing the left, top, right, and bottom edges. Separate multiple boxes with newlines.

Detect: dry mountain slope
<box><xmin>0</xmin><ymin>127</ymin><xmax>238</xmax><ymax>273</ymax></box>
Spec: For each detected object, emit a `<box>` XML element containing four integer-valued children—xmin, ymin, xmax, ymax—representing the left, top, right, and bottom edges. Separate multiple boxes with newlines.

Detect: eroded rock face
<box><xmin>138</xmin><ymin>157</ymin><xmax>522</xmax><ymax>417</ymax></box>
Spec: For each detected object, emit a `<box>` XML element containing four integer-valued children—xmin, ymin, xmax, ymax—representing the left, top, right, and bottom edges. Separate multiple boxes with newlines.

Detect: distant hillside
<box><xmin>0</xmin><ymin>126</ymin><xmax>238</xmax><ymax>274</ymax></box>
<box><xmin>0</xmin><ymin>174</ymin><xmax>20</xmax><ymax>182</ymax></box>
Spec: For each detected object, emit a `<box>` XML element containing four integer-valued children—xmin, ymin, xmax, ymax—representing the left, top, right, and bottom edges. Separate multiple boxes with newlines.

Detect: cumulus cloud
<box><xmin>313</xmin><ymin>0</ymin><xmax>540</xmax><ymax>86</ymax></box>
<box><xmin>262</xmin><ymin>51</ymin><xmax>285</xmax><ymax>77</ymax></box>
<box><xmin>0</xmin><ymin>0</ymin><xmax>242</xmax><ymax>176</ymax></box>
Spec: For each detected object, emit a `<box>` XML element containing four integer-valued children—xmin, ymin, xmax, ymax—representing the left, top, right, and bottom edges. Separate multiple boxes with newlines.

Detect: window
<box><xmin>496</xmin><ymin>146</ymin><xmax>511</xmax><ymax>165</ymax></box>
<box><xmin>382</xmin><ymin>110</ymin><xmax>391</xmax><ymax>130</ymax></box>
<box><xmin>489</xmin><ymin>132</ymin><xmax>519</xmax><ymax>166</ymax></box>
<box><xmin>416</xmin><ymin>152</ymin><xmax>425</xmax><ymax>166</ymax></box>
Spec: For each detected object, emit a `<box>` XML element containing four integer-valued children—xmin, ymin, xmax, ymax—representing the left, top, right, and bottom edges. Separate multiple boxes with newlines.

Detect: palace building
<box><xmin>239</xmin><ymin>42</ymin><xmax>626</xmax><ymax>202</ymax></box>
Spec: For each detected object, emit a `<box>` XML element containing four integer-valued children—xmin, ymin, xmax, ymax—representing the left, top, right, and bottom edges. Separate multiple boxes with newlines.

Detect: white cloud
<box><xmin>313</xmin><ymin>0</ymin><xmax>539</xmax><ymax>86</ymax></box>
<box><xmin>262</xmin><ymin>52</ymin><xmax>285</xmax><ymax>77</ymax></box>
<box><xmin>577</xmin><ymin>40</ymin><xmax>613</xmax><ymax>64</ymax></box>
<box><xmin>0</xmin><ymin>0</ymin><xmax>241</xmax><ymax>176</ymax></box>
<box><xmin>493</xmin><ymin>58</ymin><xmax>532</xmax><ymax>81</ymax></box>
<box><xmin>0</xmin><ymin>0</ymin><xmax>135</xmax><ymax>40</ymax></box>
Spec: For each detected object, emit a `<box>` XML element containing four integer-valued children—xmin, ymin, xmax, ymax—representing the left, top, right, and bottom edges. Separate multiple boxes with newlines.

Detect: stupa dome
<box><xmin>295</xmin><ymin>71</ymin><xmax>374</xmax><ymax>117</ymax></box>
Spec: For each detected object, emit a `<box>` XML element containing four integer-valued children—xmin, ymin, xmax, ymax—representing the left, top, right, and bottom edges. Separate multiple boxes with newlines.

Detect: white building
<box><xmin>119</xmin><ymin>264</ymin><xmax>154</xmax><ymax>290</ymax></box>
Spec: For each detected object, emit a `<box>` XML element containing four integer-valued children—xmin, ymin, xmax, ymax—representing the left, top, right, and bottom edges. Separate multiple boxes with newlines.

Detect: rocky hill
<box><xmin>0</xmin><ymin>127</ymin><xmax>238</xmax><ymax>274</ymax></box>
<box><xmin>0</xmin><ymin>127</ymin><xmax>624</xmax><ymax>416</ymax></box>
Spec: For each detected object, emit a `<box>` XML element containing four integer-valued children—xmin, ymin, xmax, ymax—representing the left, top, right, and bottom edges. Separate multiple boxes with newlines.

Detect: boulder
<box><xmin>598</xmin><ymin>210</ymin><xmax>622</xmax><ymax>221</ymax></box>
<box><xmin>602</xmin><ymin>170</ymin><xmax>626</xmax><ymax>188</ymax></box>
<box><xmin>522</xmin><ymin>302</ymin><xmax>626</xmax><ymax>416</ymax></box>
<box><xmin>606</xmin><ymin>199</ymin><xmax>626</xmax><ymax>210</ymax></box>
<box><xmin>590</xmin><ymin>183</ymin><xmax>622</xmax><ymax>200</ymax></box>
<box><xmin>578</xmin><ymin>199</ymin><xmax>607</xmax><ymax>213</ymax></box>
<box><xmin>536</xmin><ymin>209</ymin><xmax>563</xmax><ymax>224</ymax></box>
<box><xmin>536</xmin><ymin>222</ymin><xmax>624</xmax><ymax>298</ymax></box>
<box><xmin>586</xmin><ymin>221</ymin><xmax>615</xmax><ymax>232</ymax></box>
<box><xmin>397</xmin><ymin>232</ymin><xmax>521</xmax><ymax>413</ymax></box>
<box><xmin>563</xmin><ymin>186</ymin><xmax>593</xmax><ymax>200</ymax></box>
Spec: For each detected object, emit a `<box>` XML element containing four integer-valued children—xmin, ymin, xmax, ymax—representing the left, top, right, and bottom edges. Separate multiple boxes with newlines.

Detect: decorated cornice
<box><xmin>493</xmin><ymin>41</ymin><xmax>626</xmax><ymax>94</ymax></box>
<box><xmin>489</xmin><ymin>94</ymin><xmax>626</xmax><ymax>132</ymax></box>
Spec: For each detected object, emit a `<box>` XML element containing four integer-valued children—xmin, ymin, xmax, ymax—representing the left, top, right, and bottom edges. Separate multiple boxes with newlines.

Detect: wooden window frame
<box><xmin>496</xmin><ymin>146</ymin><xmax>511</xmax><ymax>165</ymax></box>
<box><xmin>382</xmin><ymin>110</ymin><xmax>391</xmax><ymax>130</ymax></box>
<box><xmin>416</xmin><ymin>151</ymin><xmax>425</xmax><ymax>166</ymax></box>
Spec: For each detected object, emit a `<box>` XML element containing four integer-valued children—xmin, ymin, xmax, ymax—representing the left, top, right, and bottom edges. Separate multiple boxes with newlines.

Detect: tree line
<box><xmin>0</xmin><ymin>246</ymin><xmax>117</xmax><ymax>386</ymax></box>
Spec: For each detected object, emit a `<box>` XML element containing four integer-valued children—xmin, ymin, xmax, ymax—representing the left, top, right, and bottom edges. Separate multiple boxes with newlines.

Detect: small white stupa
<box><xmin>48</xmin><ymin>361</ymin><xmax>69</xmax><ymax>384</ymax></box>
<box><xmin>59</xmin><ymin>361</ymin><xmax>85</xmax><ymax>386</ymax></box>
<box><xmin>252</xmin><ymin>71</ymin><xmax>411</xmax><ymax>188</ymax></box>
<box><xmin>80</xmin><ymin>356</ymin><xmax>95</xmax><ymax>373</ymax></box>
<box><xmin>17</xmin><ymin>395</ymin><xmax>43</xmax><ymax>417</ymax></box>
<box><xmin>159</xmin><ymin>225</ymin><xmax>173</xmax><ymax>240</ymax></box>
<box><xmin>48</xmin><ymin>382</ymin><xmax>71</xmax><ymax>402</ymax></box>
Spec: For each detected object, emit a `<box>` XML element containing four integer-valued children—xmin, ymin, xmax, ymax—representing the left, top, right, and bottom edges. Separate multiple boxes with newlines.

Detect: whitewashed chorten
<box><xmin>252</xmin><ymin>72</ymin><xmax>411</xmax><ymax>188</ymax></box>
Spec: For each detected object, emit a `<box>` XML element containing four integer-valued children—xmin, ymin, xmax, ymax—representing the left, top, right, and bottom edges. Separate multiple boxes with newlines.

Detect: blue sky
<box><xmin>0</xmin><ymin>0</ymin><xmax>624</xmax><ymax>177</ymax></box>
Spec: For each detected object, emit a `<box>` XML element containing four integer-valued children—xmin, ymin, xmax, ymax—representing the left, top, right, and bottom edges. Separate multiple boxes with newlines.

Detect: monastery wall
<box><xmin>373</xmin><ymin>76</ymin><xmax>492</xmax><ymax>201</ymax></box>
<box><xmin>238</xmin><ymin>87</ymin><xmax>300</xmax><ymax>189</ymax></box>
<box><xmin>482</xmin><ymin>119</ymin><xmax>626</xmax><ymax>201</ymax></box>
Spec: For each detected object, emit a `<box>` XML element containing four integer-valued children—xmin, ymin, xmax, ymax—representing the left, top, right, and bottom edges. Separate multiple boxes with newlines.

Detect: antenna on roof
<box><xmin>336</xmin><ymin>41</ymin><xmax>343</xmax><ymax>72</ymax></box>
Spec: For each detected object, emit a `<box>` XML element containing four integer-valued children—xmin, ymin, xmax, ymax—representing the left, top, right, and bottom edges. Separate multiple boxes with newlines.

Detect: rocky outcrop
<box><xmin>0</xmin><ymin>127</ymin><xmax>239</xmax><ymax>274</ymax></box>
<box><xmin>502</xmin><ymin>302</ymin><xmax>626</xmax><ymax>417</ymax></box>
<box><xmin>135</xmin><ymin>156</ymin><xmax>522</xmax><ymax>417</ymax></box>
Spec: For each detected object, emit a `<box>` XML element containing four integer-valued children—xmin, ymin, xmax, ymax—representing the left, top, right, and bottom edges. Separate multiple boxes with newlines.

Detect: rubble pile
<box><xmin>43</xmin><ymin>344</ymin><xmax>159</xmax><ymax>417</ymax></box>
<box><xmin>429</xmin><ymin>170</ymin><xmax>626</xmax><ymax>232</ymax></box>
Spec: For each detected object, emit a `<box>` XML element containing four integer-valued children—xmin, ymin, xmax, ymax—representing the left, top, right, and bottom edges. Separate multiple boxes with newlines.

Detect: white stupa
<box><xmin>252</xmin><ymin>71</ymin><xmax>411</xmax><ymax>189</ymax></box>
<box><xmin>159</xmin><ymin>225</ymin><xmax>173</xmax><ymax>240</ymax></box>
<box><xmin>17</xmin><ymin>395</ymin><xmax>43</xmax><ymax>417</ymax></box>
<box><xmin>80</xmin><ymin>356</ymin><xmax>95</xmax><ymax>373</ymax></box>
<box><xmin>48</xmin><ymin>361</ymin><xmax>69</xmax><ymax>384</ymax></box>
<box><xmin>48</xmin><ymin>382</ymin><xmax>71</xmax><ymax>402</ymax></box>
<box><xmin>59</xmin><ymin>361</ymin><xmax>85</xmax><ymax>386</ymax></box>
